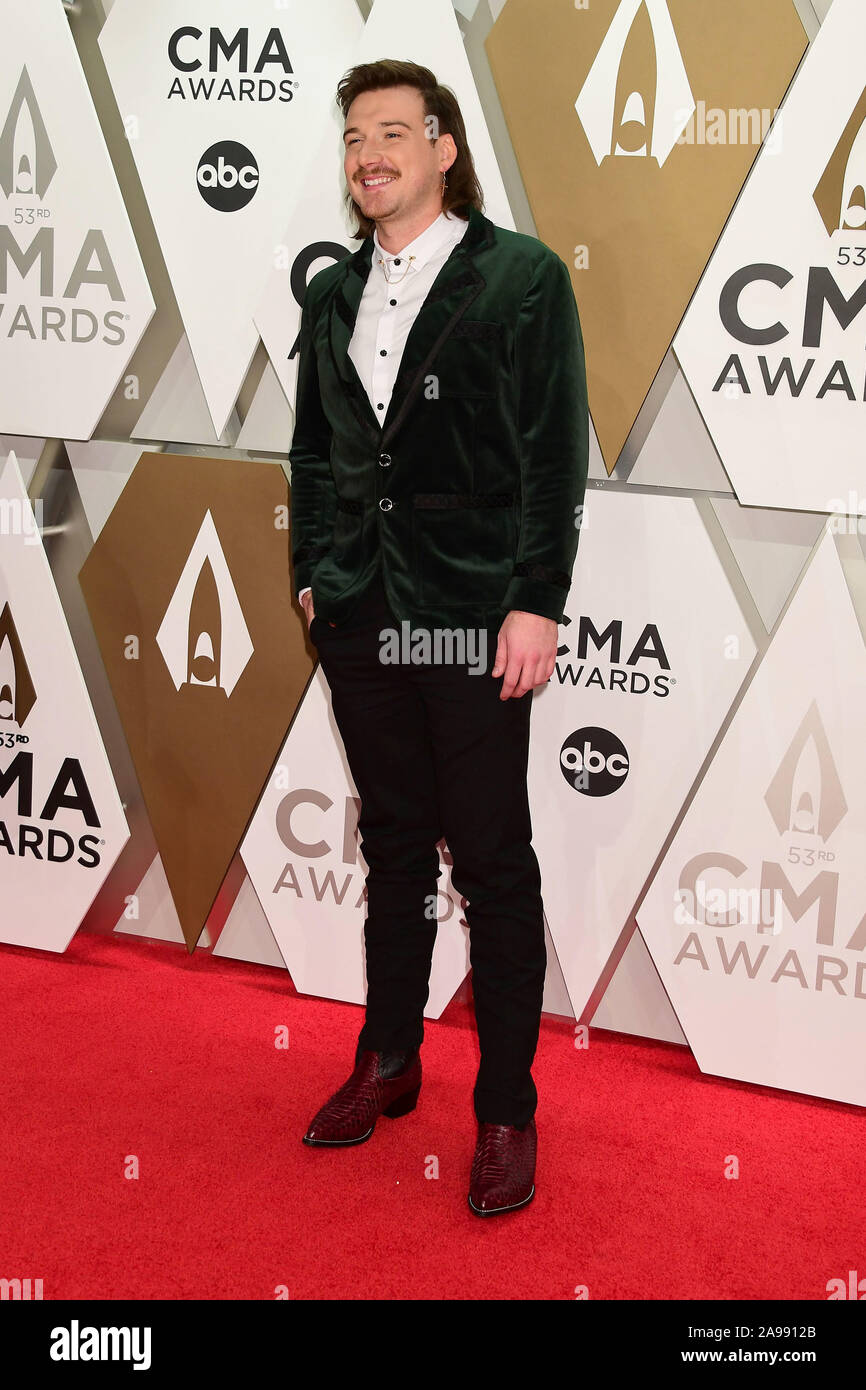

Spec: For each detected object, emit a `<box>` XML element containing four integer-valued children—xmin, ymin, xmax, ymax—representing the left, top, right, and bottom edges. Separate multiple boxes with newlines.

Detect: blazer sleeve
<box><xmin>500</xmin><ymin>252</ymin><xmax>589</xmax><ymax>624</ymax></box>
<box><xmin>289</xmin><ymin>284</ymin><xmax>337</xmax><ymax>599</ymax></box>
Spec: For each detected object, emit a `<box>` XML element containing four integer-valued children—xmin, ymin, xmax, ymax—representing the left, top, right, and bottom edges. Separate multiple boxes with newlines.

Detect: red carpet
<box><xmin>1</xmin><ymin>929</ymin><xmax>862</xmax><ymax>1301</ymax></box>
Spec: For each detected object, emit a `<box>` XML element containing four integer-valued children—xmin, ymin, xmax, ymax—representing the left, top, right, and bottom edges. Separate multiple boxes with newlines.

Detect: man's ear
<box><xmin>440</xmin><ymin>132</ymin><xmax>458</xmax><ymax>175</ymax></box>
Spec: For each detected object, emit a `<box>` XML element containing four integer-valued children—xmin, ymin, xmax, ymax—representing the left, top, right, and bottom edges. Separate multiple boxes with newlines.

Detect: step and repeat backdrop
<box><xmin>2</xmin><ymin>0</ymin><xmax>865</xmax><ymax>1107</ymax></box>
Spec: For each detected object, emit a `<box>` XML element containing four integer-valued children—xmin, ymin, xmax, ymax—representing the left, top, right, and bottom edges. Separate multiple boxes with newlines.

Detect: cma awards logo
<box><xmin>0</xmin><ymin>65</ymin><xmax>130</xmax><ymax>345</ymax></box>
<box><xmin>0</xmin><ymin>601</ymin><xmax>104</xmax><ymax>866</ymax></box>
<box><xmin>554</xmin><ymin>611</ymin><xmax>675</xmax><ymax>696</ymax></box>
<box><xmin>714</xmin><ymin>86</ymin><xmax>866</xmax><ymax>406</ymax></box>
<box><xmin>575</xmin><ymin>0</ymin><xmax>694</xmax><ymax>168</ymax></box>
<box><xmin>166</xmin><ymin>26</ymin><xmax>297</xmax><ymax>103</ymax></box>
<box><xmin>287</xmin><ymin>241</ymin><xmax>352</xmax><ymax>360</ymax></box>
<box><xmin>0</xmin><ymin>66</ymin><xmax>56</xmax><ymax>200</ymax></box>
<box><xmin>814</xmin><ymin>85</ymin><xmax>866</xmax><ymax>235</ymax></box>
<box><xmin>155</xmin><ymin>510</ymin><xmax>253</xmax><ymax>698</ymax></box>
<box><xmin>271</xmin><ymin>786</ymin><xmax>465</xmax><ymax>925</ymax></box>
<box><xmin>0</xmin><ymin>601</ymin><xmax>36</xmax><ymax>726</ymax></box>
<box><xmin>673</xmin><ymin>700</ymin><xmax>866</xmax><ymax>998</ymax></box>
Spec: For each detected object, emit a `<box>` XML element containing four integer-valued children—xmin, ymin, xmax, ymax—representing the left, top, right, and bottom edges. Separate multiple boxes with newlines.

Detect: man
<box><xmin>289</xmin><ymin>59</ymin><xmax>588</xmax><ymax>1216</ymax></box>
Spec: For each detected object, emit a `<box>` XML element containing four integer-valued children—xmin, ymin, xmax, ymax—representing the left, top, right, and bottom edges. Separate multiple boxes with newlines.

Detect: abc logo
<box><xmin>560</xmin><ymin>726</ymin><xmax>629</xmax><ymax>796</ymax></box>
<box><xmin>196</xmin><ymin>141</ymin><xmax>259</xmax><ymax>211</ymax></box>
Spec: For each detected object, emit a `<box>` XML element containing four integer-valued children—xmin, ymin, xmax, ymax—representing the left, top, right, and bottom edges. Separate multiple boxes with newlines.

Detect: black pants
<box><xmin>310</xmin><ymin>565</ymin><xmax>546</xmax><ymax>1126</ymax></box>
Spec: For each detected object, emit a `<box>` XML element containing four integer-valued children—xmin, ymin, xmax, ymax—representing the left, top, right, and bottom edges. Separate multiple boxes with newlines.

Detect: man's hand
<box><xmin>491</xmin><ymin>610</ymin><xmax>559</xmax><ymax>699</ymax></box>
<box><xmin>301</xmin><ymin>591</ymin><xmax>336</xmax><ymax>630</ymax></box>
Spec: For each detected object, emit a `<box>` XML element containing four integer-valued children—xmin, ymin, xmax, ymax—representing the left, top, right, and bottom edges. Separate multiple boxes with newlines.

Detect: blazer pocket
<box><xmin>412</xmin><ymin>493</ymin><xmax>516</xmax><ymax>608</ymax></box>
<box><xmin>431</xmin><ymin>320</ymin><xmax>502</xmax><ymax>398</ymax></box>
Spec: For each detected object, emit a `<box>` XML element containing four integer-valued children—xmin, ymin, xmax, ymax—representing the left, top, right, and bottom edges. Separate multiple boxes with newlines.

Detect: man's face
<box><xmin>343</xmin><ymin>84</ymin><xmax>452</xmax><ymax>225</ymax></box>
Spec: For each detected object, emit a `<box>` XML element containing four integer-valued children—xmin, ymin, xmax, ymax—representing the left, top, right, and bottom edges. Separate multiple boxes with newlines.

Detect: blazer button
<box><xmin>378</xmin><ymin>452</ymin><xmax>392</xmax><ymax>467</ymax></box>
<box><xmin>379</xmin><ymin>497</ymin><xmax>394</xmax><ymax>511</ymax></box>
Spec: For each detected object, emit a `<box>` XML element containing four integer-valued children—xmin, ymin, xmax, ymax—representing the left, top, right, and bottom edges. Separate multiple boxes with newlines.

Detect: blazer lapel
<box><xmin>327</xmin><ymin>203</ymin><xmax>494</xmax><ymax>448</ymax></box>
<box><xmin>328</xmin><ymin>235</ymin><xmax>379</xmax><ymax>437</ymax></box>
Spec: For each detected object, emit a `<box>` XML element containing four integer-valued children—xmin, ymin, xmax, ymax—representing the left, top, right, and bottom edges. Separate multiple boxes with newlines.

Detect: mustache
<box><xmin>356</xmin><ymin>170</ymin><xmax>399</xmax><ymax>182</ymax></box>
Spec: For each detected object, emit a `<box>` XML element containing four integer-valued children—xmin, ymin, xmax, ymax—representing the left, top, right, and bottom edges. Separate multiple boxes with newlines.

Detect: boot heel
<box><xmin>383</xmin><ymin>1083</ymin><xmax>421</xmax><ymax>1118</ymax></box>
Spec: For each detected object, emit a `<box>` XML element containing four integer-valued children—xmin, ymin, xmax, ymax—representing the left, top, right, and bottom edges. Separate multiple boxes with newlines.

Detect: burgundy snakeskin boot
<box><xmin>468</xmin><ymin>1119</ymin><xmax>537</xmax><ymax>1216</ymax></box>
<box><xmin>302</xmin><ymin>1048</ymin><xmax>421</xmax><ymax>1147</ymax></box>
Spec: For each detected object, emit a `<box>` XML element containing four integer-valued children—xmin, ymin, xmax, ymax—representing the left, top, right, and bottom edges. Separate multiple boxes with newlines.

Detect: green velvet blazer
<box><xmin>289</xmin><ymin>202</ymin><xmax>589</xmax><ymax>629</ymax></box>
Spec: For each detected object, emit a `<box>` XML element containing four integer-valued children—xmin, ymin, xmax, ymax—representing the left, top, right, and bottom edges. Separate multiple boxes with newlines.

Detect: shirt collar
<box><xmin>372</xmin><ymin>209</ymin><xmax>467</xmax><ymax>276</ymax></box>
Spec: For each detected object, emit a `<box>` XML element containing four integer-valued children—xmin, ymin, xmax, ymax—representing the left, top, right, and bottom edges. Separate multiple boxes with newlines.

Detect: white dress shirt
<box><xmin>299</xmin><ymin>209</ymin><xmax>469</xmax><ymax>601</ymax></box>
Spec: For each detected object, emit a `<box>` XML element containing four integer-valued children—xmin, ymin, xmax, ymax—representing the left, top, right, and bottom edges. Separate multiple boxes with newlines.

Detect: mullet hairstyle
<box><xmin>336</xmin><ymin>59</ymin><xmax>485</xmax><ymax>239</ymax></box>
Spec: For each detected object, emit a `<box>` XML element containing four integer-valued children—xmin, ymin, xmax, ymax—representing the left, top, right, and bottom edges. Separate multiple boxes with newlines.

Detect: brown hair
<box><xmin>335</xmin><ymin>59</ymin><xmax>484</xmax><ymax>239</ymax></box>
